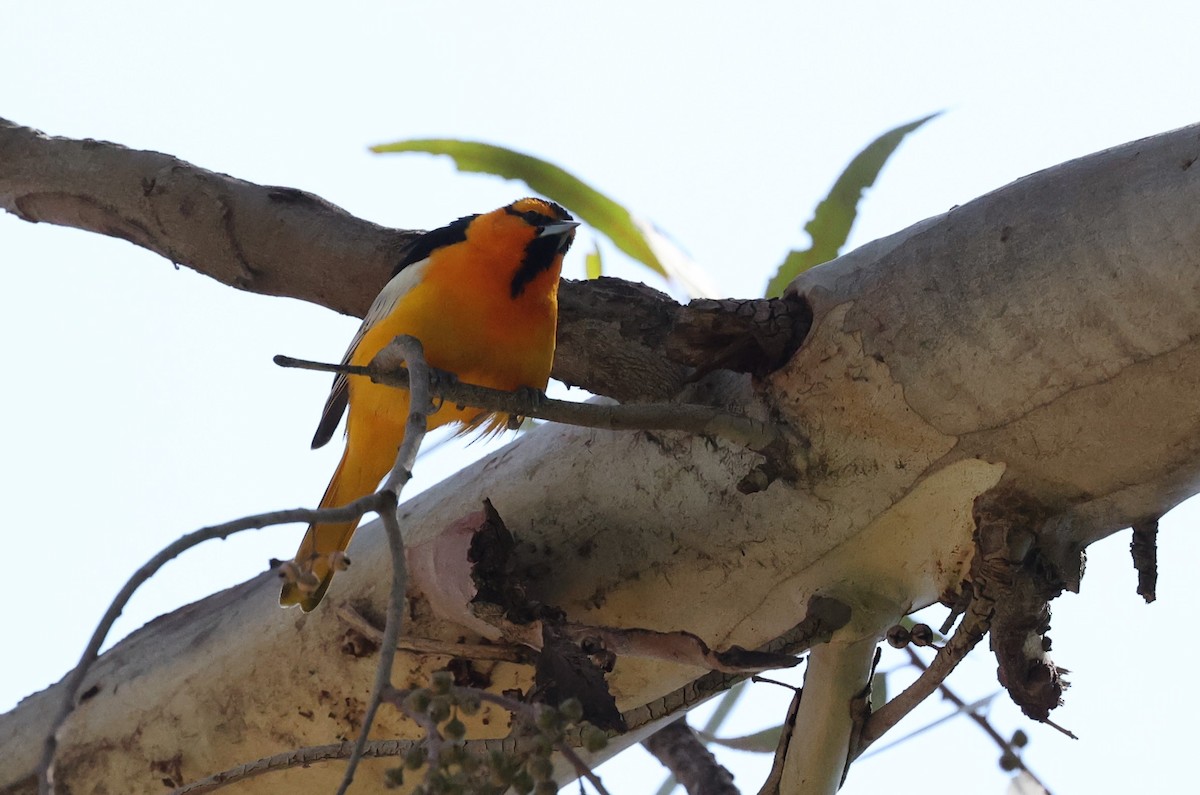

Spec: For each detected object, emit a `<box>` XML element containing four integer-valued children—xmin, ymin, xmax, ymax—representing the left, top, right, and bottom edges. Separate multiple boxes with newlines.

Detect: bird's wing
<box><xmin>310</xmin><ymin>257</ymin><xmax>432</xmax><ymax>449</ymax></box>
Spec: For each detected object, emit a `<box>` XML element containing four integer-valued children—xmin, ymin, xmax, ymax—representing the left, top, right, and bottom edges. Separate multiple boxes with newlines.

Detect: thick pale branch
<box><xmin>779</xmin><ymin>638</ymin><xmax>878</xmax><ymax>795</ymax></box>
<box><xmin>334</xmin><ymin>335</ymin><xmax>430</xmax><ymax>795</ymax></box>
<box><xmin>6</xmin><ymin>120</ymin><xmax>1200</xmax><ymax>795</ymax></box>
<box><xmin>785</xmin><ymin>121</ymin><xmax>1200</xmax><ymax>540</ymax></box>
<box><xmin>0</xmin><ymin>117</ymin><xmax>807</xmax><ymax>402</ymax></box>
<box><xmin>0</xmin><ymin>117</ymin><xmax>415</xmax><ymax>317</ymax></box>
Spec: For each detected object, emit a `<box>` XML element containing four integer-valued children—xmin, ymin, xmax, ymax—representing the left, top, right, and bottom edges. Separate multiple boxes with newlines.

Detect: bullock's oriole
<box><xmin>280</xmin><ymin>198</ymin><xmax>577</xmax><ymax>610</ymax></box>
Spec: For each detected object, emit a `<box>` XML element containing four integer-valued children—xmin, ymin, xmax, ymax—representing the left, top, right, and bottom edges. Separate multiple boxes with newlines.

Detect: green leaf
<box><xmin>585</xmin><ymin>243</ymin><xmax>603</xmax><ymax>280</ymax></box>
<box><xmin>699</xmin><ymin>681</ymin><xmax>746</xmax><ymax>737</ymax></box>
<box><xmin>764</xmin><ymin>112</ymin><xmax>941</xmax><ymax>298</ymax></box>
<box><xmin>700</xmin><ymin>725</ymin><xmax>783</xmax><ymax>753</ymax></box>
<box><xmin>372</xmin><ymin>139</ymin><xmax>666</xmax><ymax>278</ymax></box>
<box><xmin>870</xmin><ymin>672</ymin><xmax>888</xmax><ymax>714</ymax></box>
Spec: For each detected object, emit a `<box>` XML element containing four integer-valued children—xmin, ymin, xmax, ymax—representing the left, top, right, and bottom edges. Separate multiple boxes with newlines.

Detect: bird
<box><xmin>280</xmin><ymin>197</ymin><xmax>577</xmax><ymax>610</ymax></box>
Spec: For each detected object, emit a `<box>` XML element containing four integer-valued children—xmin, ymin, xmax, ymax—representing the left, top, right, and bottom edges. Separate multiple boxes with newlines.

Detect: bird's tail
<box><xmin>279</xmin><ymin>437</ymin><xmax>396</xmax><ymax>611</ymax></box>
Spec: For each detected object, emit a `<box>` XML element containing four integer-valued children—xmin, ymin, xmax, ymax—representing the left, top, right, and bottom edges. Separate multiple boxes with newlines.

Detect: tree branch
<box><xmin>904</xmin><ymin>649</ymin><xmax>1054</xmax><ymax>795</ymax></box>
<box><xmin>273</xmin><ymin>351</ymin><xmax>782</xmax><ymax>452</ymax></box>
<box><xmin>170</xmin><ymin>740</ymin><xmax>414</xmax><ymax>795</ymax></box>
<box><xmin>0</xmin><ymin>117</ymin><xmax>807</xmax><ymax>403</ymax></box>
<box><xmin>7</xmin><ymin>118</ymin><xmax>1200</xmax><ymax>794</ymax></box>
<box><xmin>0</xmin><ymin>117</ymin><xmax>415</xmax><ymax>317</ymax></box>
<box><xmin>856</xmin><ymin>598</ymin><xmax>992</xmax><ymax>753</ymax></box>
<box><xmin>642</xmin><ymin>719</ymin><xmax>738</xmax><ymax>795</ymax></box>
<box><xmin>35</xmin><ymin>499</ymin><xmax>390</xmax><ymax>795</ymax></box>
<box><xmin>336</xmin><ymin>336</ymin><xmax>430</xmax><ymax>794</ymax></box>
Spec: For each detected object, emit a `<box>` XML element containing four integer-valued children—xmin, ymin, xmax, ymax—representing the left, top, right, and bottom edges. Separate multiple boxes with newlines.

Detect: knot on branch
<box><xmin>555</xmin><ymin>278</ymin><xmax>812</xmax><ymax>401</ymax></box>
<box><xmin>668</xmin><ymin>294</ymin><xmax>813</xmax><ymax>380</ymax></box>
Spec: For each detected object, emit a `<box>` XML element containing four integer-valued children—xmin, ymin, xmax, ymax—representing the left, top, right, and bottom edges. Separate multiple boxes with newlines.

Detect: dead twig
<box><xmin>855</xmin><ymin>596</ymin><xmax>992</xmax><ymax>754</ymax></box>
<box><xmin>907</xmin><ymin>648</ymin><xmax>1055</xmax><ymax>795</ymax></box>
<box><xmin>170</xmin><ymin>740</ymin><xmax>415</xmax><ymax>795</ymax></box>
<box><xmin>335</xmin><ymin>336</ymin><xmax>430</xmax><ymax>795</ymax></box>
<box><xmin>37</xmin><ymin>497</ymin><xmax>389</xmax><ymax>795</ymax></box>
<box><xmin>273</xmin><ymin>352</ymin><xmax>780</xmax><ymax>452</ymax></box>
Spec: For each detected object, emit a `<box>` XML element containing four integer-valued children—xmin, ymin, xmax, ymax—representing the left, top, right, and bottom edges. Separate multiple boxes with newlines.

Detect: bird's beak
<box><xmin>537</xmin><ymin>220</ymin><xmax>580</xmax><ymax>238</ymax></box>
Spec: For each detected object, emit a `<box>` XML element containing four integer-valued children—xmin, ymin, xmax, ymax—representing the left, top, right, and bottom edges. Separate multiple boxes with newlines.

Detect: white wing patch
<box><xmin>310</xmin><ymin>257</ymin><xmax>432</xmax><ymax>448</ymax></box>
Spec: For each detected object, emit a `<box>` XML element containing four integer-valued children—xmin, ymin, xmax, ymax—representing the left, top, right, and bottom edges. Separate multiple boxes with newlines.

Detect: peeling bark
<box><xmin>1130</xmin><ymin>519</ymin><xmax>1159</xmax><ymax>603</ymax></box>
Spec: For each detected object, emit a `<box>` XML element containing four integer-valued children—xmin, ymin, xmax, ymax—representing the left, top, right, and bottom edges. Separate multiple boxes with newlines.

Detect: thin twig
<box><xmin>755</xmin><ymin>683</ymin><xmax>803</xmax><ymax>795</ymax></box>
<box><xmin>558</xmin><ymin>742</ymin><xmax>612</xmax><ymax>795</ymax></box>
<box><xmin>335</xmin><ymin>605</ymin><xmax>530</xmax><ymax>662</ymax></box>
<box><xmin>378</xmin><ymin>336</ymin><xmax>434</xmax><ymax>493</ymax></box>
<box><xmin>856</xmin><ymin>691</ymin><xmax>1000</xmax><ymax>758</ymax></box>
<box><xmin>273</xmin><ymin>353</ymin><xmax>780</xmax><ymax>452</ymax></box>
<box><xmin>179</xmin><ymin>681</ymin><xmax>615</xmax><ymax>795</ymax></box>
<box><xmin>389</xmin><ymin>685</ymin><xmax>447</xmax><ymax>771</ymax></box>
<box><xmin>37</xmin><ymin>497</ymin><xmax>388</xmax><ymax>795</ymax></box>
<box><xmin>170</xmin><ymin>740</ymin><xmax>415</xmax><ymax>795</ymax></box>
<box><xmin>335</xmin><ymin>336</ymin><xmax>430</xmax><ymax>795</ymax></box>
<box><xmin>908</xmin><ymin>648</ymin><xmax>1055</xmax><ymax>795</ymax></box>
<box><xmin>855</xmin><ymin>597</ymin><xmax>991</xmax><ymax>754</ymax></box>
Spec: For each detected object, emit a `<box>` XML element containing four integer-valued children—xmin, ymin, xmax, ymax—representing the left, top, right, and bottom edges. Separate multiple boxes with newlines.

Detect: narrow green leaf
<box><xmin>585</xmin><ymin>243</ymin><xmax>603</xmax><ymax>280</ymax></box>
<box><xmin>858</xmin><ymin>690</ymin><xmax>1002</xmax><ymax>759</ymax></box>
<box><xmin>372</xmin><ymin>139</ymin><xmax>666</xmax><ymax>278</ymax></box>
<box><xmin>765</xmin><ymin>112</ymin><xmax>941</xmax><ymax>298</ymax></box>
<box><xmin>870</xmin><ymin>672</ymin><xmax>888</xmax><ymax>714</ymax></box>
<box><xmin>700</xmin><ymin>725</ymin><xmax>784</xmax><ymax>753</ymax></box>
<box><xmin>699</xmin><ymin>681</ymin><xmax>746</xmax><ymax>737</ymax></box>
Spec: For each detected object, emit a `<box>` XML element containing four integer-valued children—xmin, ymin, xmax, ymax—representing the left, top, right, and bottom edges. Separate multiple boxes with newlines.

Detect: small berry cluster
<box><xmin>385</xmin><ymin>671</ymin><xmax>608</xmax><ymax>794</ymax></box>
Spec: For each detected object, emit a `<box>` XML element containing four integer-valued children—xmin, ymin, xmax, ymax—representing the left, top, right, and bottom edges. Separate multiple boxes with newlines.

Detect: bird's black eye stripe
<box><xmin>510</xmin><ymin>234</ymin><xmax>563</xmax><ymax>299</ymax></box>
<box><xmin>393</xmin><ymin>213</ymin><xmax>476</xmax><ymax>275</ymax></box>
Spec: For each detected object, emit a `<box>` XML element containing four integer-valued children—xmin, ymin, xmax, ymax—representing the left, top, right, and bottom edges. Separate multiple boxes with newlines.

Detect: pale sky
<box><xmin>3</xmin><ymin>2</ymin><xmax>1199</xmax><ymax>793</ymax></box>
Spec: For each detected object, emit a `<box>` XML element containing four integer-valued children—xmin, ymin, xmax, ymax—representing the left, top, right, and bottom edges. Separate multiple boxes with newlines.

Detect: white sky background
<box><xmin>2</xmin><ymin>2</ymin><xmax>1199</xmax><ymax>793</ymax></box>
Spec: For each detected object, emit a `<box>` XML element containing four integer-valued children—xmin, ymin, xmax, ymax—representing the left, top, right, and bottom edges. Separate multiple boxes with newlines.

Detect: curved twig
<box><xmin>854</xmin><ymin>599</ymin><xmax>992</xmax><ymax>754</ymax></box>
<box><xmin>170</xmin><ymin>740</ymin><xmax>414</xmax><ymax>795</ymax></box>
<box><xmin>37</xmin><ymin>497</ymin><xmax>389</xmax><ymax>795</ymax></box>
<box><xmin>335</xmin><ymin>336</ymin><xmax>429</xmax><ymax>795</ymax></box>
<box><xmin>905</xmin><ymin>648</ymin><xmax>1054</xmax><ymax>794</ymax></box>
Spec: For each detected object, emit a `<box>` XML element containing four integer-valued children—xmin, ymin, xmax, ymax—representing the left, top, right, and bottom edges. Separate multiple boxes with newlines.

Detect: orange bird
<box><xmin>280</xmin><ymin>198</ymin><xmax>577</xmax><ymax>610</ymax></box>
